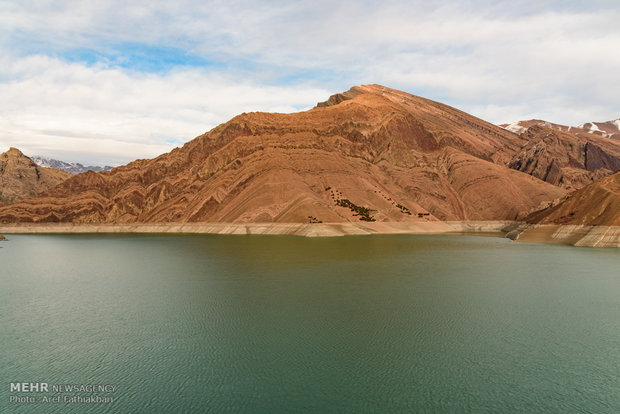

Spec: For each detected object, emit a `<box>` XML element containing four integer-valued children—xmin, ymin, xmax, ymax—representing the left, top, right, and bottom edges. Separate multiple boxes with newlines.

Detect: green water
<box><xmin>0</xmin><ymin>234</ymin><xmax>619</xmax><ymax>413</ymax></box>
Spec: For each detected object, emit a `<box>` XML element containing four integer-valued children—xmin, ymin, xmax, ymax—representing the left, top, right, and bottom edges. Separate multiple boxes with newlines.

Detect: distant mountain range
<box><xmin>501</xmin><ymin>118</ymin><xmax>620</xmax><ymax>139</ymax></box>
<box><xmin>30</xmin><ymin>156</ymin><xmax>113</xmax><ymax>175</ymax></box>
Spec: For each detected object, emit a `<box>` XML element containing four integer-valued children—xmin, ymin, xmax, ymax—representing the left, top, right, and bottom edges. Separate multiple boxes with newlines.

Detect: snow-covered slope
<box><xmin>31</xmin><ymin>156</ymin><xmax>113</xmax><ymax>175</ymax></box>
<box><xmin>501</xmin><ymin>118</ymin><xmax>620</xmax><ymax>139</ymax></box>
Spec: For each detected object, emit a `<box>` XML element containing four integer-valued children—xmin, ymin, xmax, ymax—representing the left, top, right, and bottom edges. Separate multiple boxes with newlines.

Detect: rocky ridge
<box><xmin>0</xmin><ymin>85</ymin><xmax>568</xmax><ymax>224</ymax></box>
<box><xmin>501</xmin><ymin>120</ymin><xmax>620</xmax><ymax>190</ymax></box>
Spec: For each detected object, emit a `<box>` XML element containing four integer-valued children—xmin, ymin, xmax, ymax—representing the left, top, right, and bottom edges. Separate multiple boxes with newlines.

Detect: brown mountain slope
<box><xmin>501</xmin><ymin>120</ymin><xmax>620</xmax><ymax>190</ymax></box>
<box><xmin>0</xmin><ymin>85</ymin><xmax>565</xmax><ymax>224</ymax></box>
<box><xmin>0</xmin><ymin>148</ymin><xmax>72</xmax><ymax>203</ymax></box>
<box><xmin>526</xmin><ymin>172</ymin><xmax>620</xmax><ymax>226</ymax></box>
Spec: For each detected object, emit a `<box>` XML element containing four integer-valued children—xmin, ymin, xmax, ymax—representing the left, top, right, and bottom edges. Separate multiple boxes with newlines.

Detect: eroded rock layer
<box><xmin>0</xmin><ymin>85</ymin><xmax>566</xmax><ymax>224</ymax></box>
<box><xmin>502</xmin><ymin>121</ymin><xmax>620</xmax><ymax>190</ymax></box>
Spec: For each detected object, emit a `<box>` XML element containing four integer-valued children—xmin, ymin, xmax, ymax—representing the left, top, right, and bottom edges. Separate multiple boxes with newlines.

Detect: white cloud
<box><xmin>0</xmin><ymin>1</ymin><xmax>619</xmax><ymax>163</ymax></box>
<box><xmin>0</xmin><ymin>55</ymin><xmax>329</xmax><ymax>165</ymax></box>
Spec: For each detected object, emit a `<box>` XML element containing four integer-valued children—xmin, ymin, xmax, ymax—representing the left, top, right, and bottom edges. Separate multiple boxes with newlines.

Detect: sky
<box><xmin>1</xmin><ymin>1</ymin><xmax>619</xmax><ymax>165</ymax></box>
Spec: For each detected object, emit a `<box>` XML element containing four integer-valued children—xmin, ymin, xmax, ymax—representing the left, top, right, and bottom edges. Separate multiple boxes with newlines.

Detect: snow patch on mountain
<box><xmin>31</xmin><ymin>156</ymin><xmax>113</xmax><ymax>175</ymax></box>
<box><xmin>503</xmin><ymin>122</ymin><xmax>526</xmax><ymax>134</ymax></box>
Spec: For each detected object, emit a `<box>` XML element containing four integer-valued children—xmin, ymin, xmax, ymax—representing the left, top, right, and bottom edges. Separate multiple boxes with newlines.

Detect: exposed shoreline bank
<box><xmin>508</xmin><ymin>223</ymin><xmax>620</xmax><ymax>248</ymax></box>
<box><xmin>0</xmin><ymin>221</ymin><xmax>512</xmax><ymax>237</ymax></box>
<box><xmin>0</xmin><ymin>221</ymin><xmax>618</xmax><ymax>247</ymax></box>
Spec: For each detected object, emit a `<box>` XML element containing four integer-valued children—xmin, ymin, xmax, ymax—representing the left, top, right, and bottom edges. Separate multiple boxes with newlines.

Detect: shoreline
<box><xmin>0</xmin><ymin>221</ymin><xmax>513</xmax><ymax>237</ymax></box>
<box><xmin>1</xmin><ymin>221</ymin><xmax>618</xmax><ymax>247</ymax></box>
<box><xmin>508</xmin><ymin>223</ymin><xmax>620</xmax><ymax>248</ymax></box>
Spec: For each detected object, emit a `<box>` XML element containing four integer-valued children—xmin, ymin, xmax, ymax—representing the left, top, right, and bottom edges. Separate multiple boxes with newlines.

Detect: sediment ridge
<box><xmin>1</xmin><ymin>221</ymin><xmax>617</xmax><ymax>247</ymax></box>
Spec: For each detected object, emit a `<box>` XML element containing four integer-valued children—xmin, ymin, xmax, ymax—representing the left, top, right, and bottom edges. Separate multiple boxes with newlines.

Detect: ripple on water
<box><xmin>0</xmin><ymin>234</ymin><xmax>619</xmax><ymax>413</ymax></box>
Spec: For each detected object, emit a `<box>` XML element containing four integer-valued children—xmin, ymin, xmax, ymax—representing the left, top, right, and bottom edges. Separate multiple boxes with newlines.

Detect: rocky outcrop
<box><xmin>506</xmin><ymin>124</ymin><xmax>620</xmax><ymax>190</ymax></box>
<box><xmin>584</xmin><ymin>142</ymin><xmax>620</xmax><ymax>172</ymax></box>
<box><xmin>315</xmin><ymin>86</ymin><xmax>364</xmax><ymax>107</ymax></box>
<box><xmin>0</xmin><ymin>85</ymin><xmax>565</xmax><ymax>224</ymax></box>
<box><xmin>0</xmin><ymin>148</ymin><xmax>72</xmax><ymax>203</ymax></box>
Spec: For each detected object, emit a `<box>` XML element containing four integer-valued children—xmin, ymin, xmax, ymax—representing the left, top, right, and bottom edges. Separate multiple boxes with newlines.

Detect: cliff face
<box><xmin>503</xmin><ymin>121</ymin><xmax>620</xmax><ymax>190</ymax></box>
<box><xmin>525</xmin><ymin>172</ymin><xmax>620</xmax><ymax>226</ymax></box>
<box><xmin>0</xmin><ymin>148</ymin><xmax>72</xmax><ymax>203</ymax></box>
<box><xmin>0</xmin><ymin>85</ymin><xmax>566</xmax><ymax>224</ymax></box>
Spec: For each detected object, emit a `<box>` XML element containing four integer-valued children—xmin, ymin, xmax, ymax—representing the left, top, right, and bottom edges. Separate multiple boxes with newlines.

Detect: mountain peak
<box><xmin>315</xmin><ymin>84</ymin><xmax>414</xmax><ymax>108</ymax></box>
<box><xmin>6</xmin><ymin>147</ymin><xmax>25</xmax><ymax>156</ymax></box>
<box><xmin>0</xmin><ymin>147</ymin><xmax>71</xmax><ymax>203</ymax></box>
<box><xmin>315</xmin><ymin>86</ymin><xmax>365</xmax><ymax>108</ymax></box>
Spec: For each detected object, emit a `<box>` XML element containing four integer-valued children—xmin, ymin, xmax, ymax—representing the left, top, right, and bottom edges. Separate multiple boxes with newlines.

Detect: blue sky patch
<box><xmin>58</xmin><ymin>42</ymin><xmax>219</xmax><ymax>73</ymax></box>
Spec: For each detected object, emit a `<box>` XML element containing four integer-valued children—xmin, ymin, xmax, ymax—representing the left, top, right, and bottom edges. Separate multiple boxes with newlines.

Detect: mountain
<box><xmin>578</xmin><ymin>119</ymin><xmax>620</xmax><ymax>140</ymax></box>
<box><xmin>500</xmin><ymin>119</ymin><xmax>620</xmax><ymax>190</ymax></box>
<box><xmin>525</xmin><ymin>171</ymin><xmax>620</xmax><ymax>226</ymax></box>
<box><xmin>502</xmin><ymin>118</ymin><xmax>620</xmax><ymax>139</ymax></box>
<box><xmin>0</xmin><ymin>148</ymin><xmax>72</xmax><ymax>203</ymax></box>
<box><xmin>0</xmin><ymin>85</ymin><xmax>566</xmax><ymax>224</ymax></box>
<box><xmin>30</xmin><ymin>156</ymin><xmax>113</xmax><ymax>175</ymax></box>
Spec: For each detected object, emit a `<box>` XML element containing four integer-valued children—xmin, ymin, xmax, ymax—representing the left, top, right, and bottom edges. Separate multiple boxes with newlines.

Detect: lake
<box><xmin>1</xmin><ymin>234</ymin><xmax>619</xmax><ymax>413</ymax></box>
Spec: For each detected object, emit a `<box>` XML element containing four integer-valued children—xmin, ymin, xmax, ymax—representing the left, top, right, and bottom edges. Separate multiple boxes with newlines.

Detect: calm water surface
<box><xmin>0</xmin><ymin>234</ymin><xmax>619</xmax><ymax>413</ymax></box>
